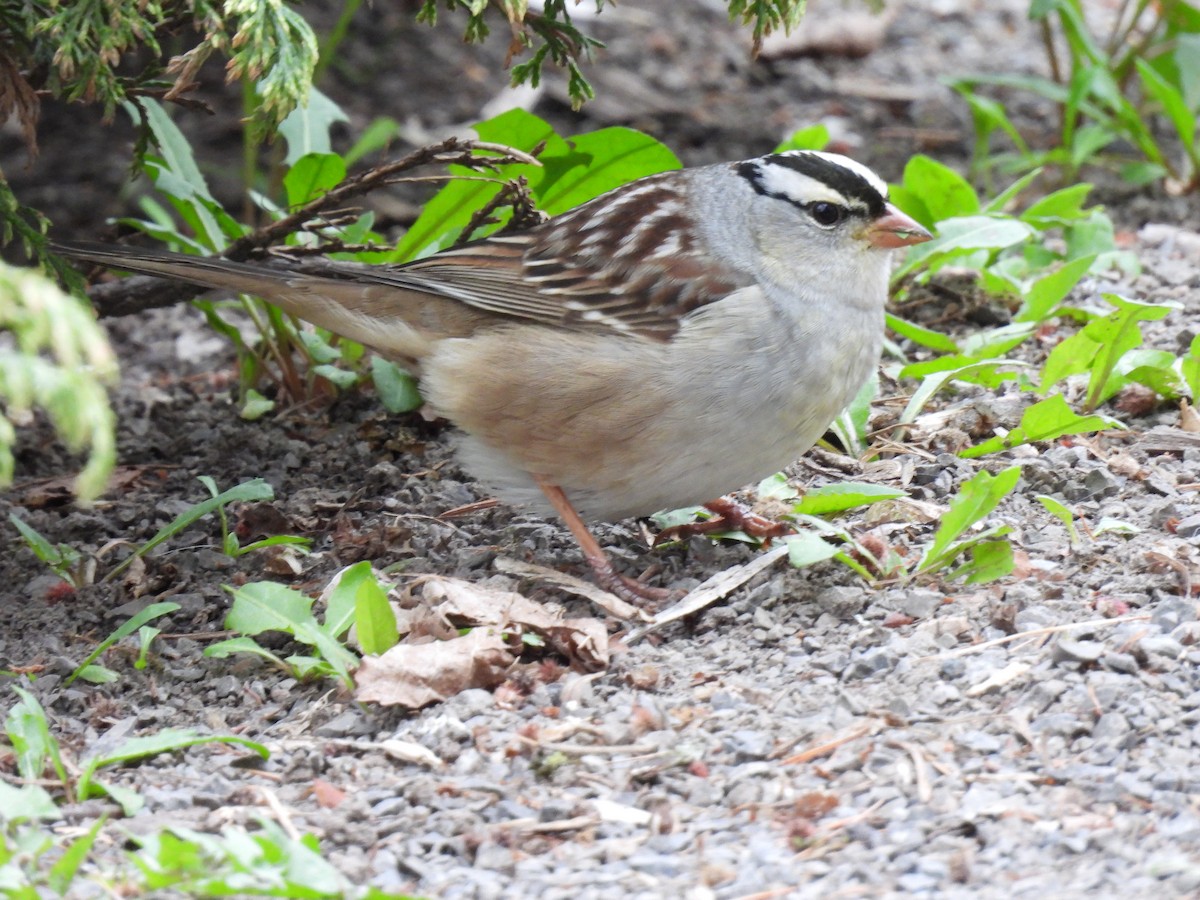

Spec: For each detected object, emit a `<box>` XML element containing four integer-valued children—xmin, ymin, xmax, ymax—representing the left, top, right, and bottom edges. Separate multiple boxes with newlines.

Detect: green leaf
<box><xmin>204</xmin><ymin>636</ymin><xmax>288</xmax><ymax>669</ymax></box>
<box><xmin>961</xmin><ymin>395</ymin><xmax>1122</xmax><ymax>458</ymax></box>
<box><xmin>336</xmin><ymin>562</ymin><xmax>399</xmax><ymax>654</ymax></box>
<box><xmin>1036</xmin><ymin>494</ymin><xmax>1080</xmax><ymax>548</ymax></box>
<box><xmin>344</xmin><ymin>116</ymin><xmax>402</xmax><ymax>167</ymax></box>
<box><xmin>371</xmin><ymin>357</ymin><xmax>423</xmax><ymax>412</ymax></box>
<box><xmin>892</xmin><ymin>215</ymin><xmax>1035</xmax><ymax>281</ymax></box>
<box><xmin>900</xmin><ymin>155</ymin><xmax>979</xmax><ymax>221</ymax></box>
<box><xmin>239</xmin><ymin>389</ymin><xmax>275</xmax><ymax>421</ymax></box>
<box><xmin>6</xmin><ymin>686</ymin><xmax>66</xmax><ymax>783</ymax></box>
<box><xmin>283</xmin><ymin>152</ymin><xmax>347</xmax><ymax>208</ymax></box>
<box><xmin>0</xmin><ymin>781</ymin><xmax>58</xmax><ymax>822</ymax></box>
<box><xmin>536</xmin><ymin>127</ymin><xmax>680</xmax><ymax>214</ymax></box>
<box><xmin>1136</xmin><ymin>57</ymin><xmax>1197</xmax><ymax>154</ymax></box>
<box><xmin>1020</xmin><ymin>183</ymin><xmax>1093</xmax><ymax>224</ymax></box>
<box><xmin>774</xmin><ymin>124</ymin><xmax>831</xmax><ymax>152</ymax></box>
<box><xmin>917</xmin><ymin>466</ymin><xmax>1020</xmax><ymax>573</ymax></box>
<box><xmin>223</xmin><ymin>582</ymin><xmax>359</xmax><ymax>686</ymax></box>
<box><xmin>105</xmin><ymin>480</ymin><xmax>275</xmax><ymax>581</ymax></box>
<box><xmin>785</xmin><ymin>531</ymin><xmax>841</xmax><ymax>569</ymax></box>
<box><xmin>885</xmin><ymin>313</ymin><xmax>959</xmax><ymax>354</ymax></box>
<box><xmin>1015</xmin><ymin>253</ymin><xmax>1095</xmax><ymax>322</ymax></box>
<box><xmin>48</xmin><ymin>816</ymin><xmax>106</xmax><ymax>895</ymax></box>
<box><xmin>278</xmin><ymin>87</ymin><xmax>350</xmax><ymax>164</ymax></box>
<box><xmin>948</xmin><ymin>539</ymin><xmax>1015</xmax><ymax>584</ymax></box>
<box><xmin>794</xmin><ymin>483</ymin><xmax>906</xmax><ymax>516</ymax></box>
<box><xmin>391</xmin><ymin>109</ymin><xmax>559</xmax><ymax>261</ymax></box>
<box><xmin>65</xmin><ymin>602</ymin><xmax>181</xmax><ymax>688</ymax></box>
<box><xmin>77</xmin><ymin>729</ymin><xmax>268</xmax><ymax>804</ymax></box>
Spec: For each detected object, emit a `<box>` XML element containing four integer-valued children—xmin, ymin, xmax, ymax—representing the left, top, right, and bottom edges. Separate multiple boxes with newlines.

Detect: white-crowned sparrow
<box><xmin>60</xmin><ymin>150</ymin><xmax>930</xmax><ymax>601</ymax></box>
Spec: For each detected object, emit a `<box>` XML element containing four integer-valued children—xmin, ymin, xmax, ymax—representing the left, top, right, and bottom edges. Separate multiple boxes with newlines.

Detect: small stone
<box><xmin>1014</xmin><ymin>606</ymin><xmax>1059</xmax><ymax>631</ymax></box>
<box><xmin>900</xmin><ymin>589</ymin><xmax>943</xmax><ymax>619</ymax></box>
<box><xmin>1093</xmin><ymin>712</ymin><xmax>1131</xmax><ymax>741</ymax></box>
<box><xmin>1172</xmin><ymin>514</ymin><xmax>1200</xmax><ymax>538</ymax></box>
<box><xmin>316</xmin><ymin>710</ymin><xmax>373</xmax><ymax>738</ymax></box>
<box><xmin>1140</xmin><ymin>636</ymin><xmax>1184</xmax><ymax>659</ymax></box>
<box><xmin>1152</xmin><ymin>599</ymin><xmax>1198</xmax><ymax>632</ymax></box>
<box><xmin>1101</xmin><ymin>651</ymin><xmax>1141</xmax><ymax>674</ymax></box>
<box><xmin>726</xmin><ymin>730</ymin><xmax>773</xmax><ymax>761</ymax></box>
<box><xmin>842</xmin><ymin>647</ymin><xmax>895</xmax><ymax>680</ymax></box>
<box><xmin>819</xmin><ymin>586</ymin><xmax>870</xmax><ymax>619</ymax></box>
<box><xmin>1054</xmin><ymin>636</ymin><xmax>1105</xmax><ymax>663</ymax></box>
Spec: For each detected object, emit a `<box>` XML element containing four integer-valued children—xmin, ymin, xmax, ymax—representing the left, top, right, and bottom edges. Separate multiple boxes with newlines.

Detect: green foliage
<box><xmin>119</xmin><ymin>100</ymin><xmax>680</xmax><ymax>407</ymax></box>
<box><xmin>950</xmin><ymin>0</ymin><xmax>1200</xmax><ymax>191</ymax></box>
<box><xmin>886</xmin><ymin>157</ymin><xmax>1183</xmax><ymax>460</ymax></box>
<box><xmin>204</xmin><ymin>563</ymin><xmax>406</xmax><ymax>685</ymax></box>
<box><xmin>960</xmin><ymin>395</ymin><xmax>1121</xmax><ymax>458</ymax></box>
<box><xmin>9</xmin><ymin>478</ymin><xmax>292</xmax><ymax>590</ymax></box>
<box><xmin>207</xmin><ymin>580</ymin><xmax>362</xmax><ymax>686</ymax></box>
<box><xmin>915</xmin><ymin>465</ymin><xmax>1021</xmax><ymax>580</ymax></box>
<box><xmin>1039</xmin><ymin>293</ymin><xmax>1181</xmax><ymax>411</ymax></box>
<box><xmin>0</xmin><ymin>262</ymin><xmax>117</xmax><ymax>500</ymax></box>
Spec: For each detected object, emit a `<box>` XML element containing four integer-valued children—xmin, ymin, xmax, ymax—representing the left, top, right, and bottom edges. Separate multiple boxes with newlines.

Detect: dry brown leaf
<box><xmin>311</xmin><ymin>779</ymin><xmax>346</xmax><ymax>809</ymax></box>
<box><xmin>419</xmin><ymin>576</ymin><xmax>610</xmax><ymax>671</ymax></box>
<box><xmin>862</xmin><ymin>497</ymin><xmax>944</xmax><ymax>527</ymax></box>
<box><xmin>0</xmin><ymin>46</ymin><xmax>38</xmax><ymax>156</ymax></box>
<box><xmin>355</xmin><ymin>627</ymin><xmax>515</xmax><ymax>708</ymax></box>
<box><xmin>1181</xmin><ymin>400</ymin><xmax>1200</xmax><ymax>433</ymax></box>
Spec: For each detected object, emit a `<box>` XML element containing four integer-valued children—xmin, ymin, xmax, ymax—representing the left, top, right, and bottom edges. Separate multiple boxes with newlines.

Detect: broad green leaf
<box><xmin>278</xmin><ymin>87</ymin><xmax>350</xmax><ymax>164</ymax></box>
<box><xmin>336</xmin><ymin>562</ymin><xmax>398</xmax><ymax>654</ymax></box>
<box><xmin>283</xmin><ymin>152</ymin><xmax>347</xmax><ymax>208</ymax></box>
<box><xmin>390</xmin><ymin>109</ymin><xmax>560</xmax><ymax>261</ymax></box>
<box><xmin>948</xmin><ymin>539</ymin><xmax>1014</xmax><ymax>584</ymax></box>
<box><xmin>344</xmin><ymin>116</ymin><xmax>402</xmax><ymax>167</ymax></box>
<box><xmin>785</xmin><ymin>531</ymin><xmax>841</xmax><ymax>569</ymax></box>
<box><xmin>0</xmin><ymin>782</ymin><xmax>58</xmax><ymax>822</ymax></box>
<box><xmin>961</xmin><ymin>395</ymin><xmax>1121</xmax><ymax>458</ymax></box>
<box><xmin>892</xmin><ymin>216</ymin><xmax>1035</xmax><ymax>281</ymax></box>
<box><xmin>1016</xmin><ymin>253</ymin><xmax>1095</xmax><ymax>322</ymax></box>
<box><xmin>774</xmin><ymin>124</ymin><xmax>831</xmax><ymax>152</ymax></box>
<box><xmin>371</xmin><ymin>357</ymin><xmax>423</xmax><ymax>412</ymax></box>
<box><xmin>918</xmin><ymin>466</ymin><xmax>1020</xmax><ymax>572</ymax></box>
<box><xmin>1020</xmin><ymin>183</ymin><xmax>1093</xmax><ymax>224</ymax></box>
<box><xmin>885</xmin><ymin>313</ymin><xmax>959</xmax><ymax>354</ymax></box>
<box><xmin>204</xmin><ymin>636</ymin><xmax>288</xmax><ymax>668</ymax></box>
<box><xmin>6</xmin><ymin>687</ymin><xmax>66</xmax><ymax>782</ymax></box>
<box><xmin>1136</xmin><ymin>57</ymin><xmax>1197</xmax><ymax>153</ymax></box>
<box><xmin>223</xmin><ymin>582</ymin><xmax>359</xmax><ymax>685</ymax></box>
<box><xmin>901</xmin><ymin>155</ymin><xmax>979</xmax><ymax>221</ymax></box>
<box><xmin>537</xmin><ymin>127</ymin><xmax>679</xmax><ymax>213</ymax></box>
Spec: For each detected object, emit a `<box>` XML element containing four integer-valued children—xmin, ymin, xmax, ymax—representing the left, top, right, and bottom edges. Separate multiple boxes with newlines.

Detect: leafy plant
<box><xmin>9</xmin><ymin>478</ymin><xmax>293</xmax><ymax>589</ymax></box>
<box><xmin>204</xmin><ymin>562</ymin><xmax>402</xmax><ymax>685</ymax></box>
<box><xmin>950</xmin><ymin>0</ymin><xmax>1200</xmax><ymax>191</ymax></box>
<box><xmin>0</xmin><ymin>262</ymin><xmax>117</xmax><ymax>500</ymax></box>
<box><xmin>5</xmin><ymin>686</ymin><xmax>268</xmax><ymax>817</ymax></box>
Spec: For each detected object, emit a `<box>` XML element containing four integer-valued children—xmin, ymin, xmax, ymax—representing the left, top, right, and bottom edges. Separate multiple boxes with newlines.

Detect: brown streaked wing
<box><xmin>360</xmin><ymin>176</ymin><xmax>751</xmax><ymax>341</ymax></box>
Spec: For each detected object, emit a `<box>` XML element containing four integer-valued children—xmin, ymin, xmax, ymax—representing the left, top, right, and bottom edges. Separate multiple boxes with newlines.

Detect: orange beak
<box><xmin>865</xmin><ymin>203</ymin><xmax>932</xmax><ymax>249</ymax></box>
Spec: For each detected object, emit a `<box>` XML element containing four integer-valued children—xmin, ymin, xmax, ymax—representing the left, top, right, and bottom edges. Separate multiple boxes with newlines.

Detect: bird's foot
<box><xmin>655</xmin><ymin>496</ymin><xmax>794</xmax><ymax>547</ymax></box>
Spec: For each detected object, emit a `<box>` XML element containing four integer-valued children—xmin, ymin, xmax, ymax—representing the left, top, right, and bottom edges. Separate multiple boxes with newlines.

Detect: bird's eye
<box><xmin>809</xmin><ymin>202</ymin><xmax>844</xmax><ymax>227</ymax></box>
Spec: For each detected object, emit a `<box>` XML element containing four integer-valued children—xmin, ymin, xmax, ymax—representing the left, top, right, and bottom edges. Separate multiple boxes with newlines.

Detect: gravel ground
<box><xmin>4</xmin><ymin>0</ymin><xmax>1200</xmax><ymax>896</ymax></box>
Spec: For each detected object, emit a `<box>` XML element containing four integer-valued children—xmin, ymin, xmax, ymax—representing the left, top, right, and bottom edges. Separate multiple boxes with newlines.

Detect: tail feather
<box><xmin>55</xmin><ymin>241</ymin><xmax>438</xmax><ymax>368</ymax></box>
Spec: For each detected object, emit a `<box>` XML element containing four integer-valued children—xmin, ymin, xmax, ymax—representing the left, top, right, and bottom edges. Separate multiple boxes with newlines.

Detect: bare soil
<box><xmin>4</xmin><ymin>1</ymin><xmax>1200</xmax><ymax>896</ymax></box>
